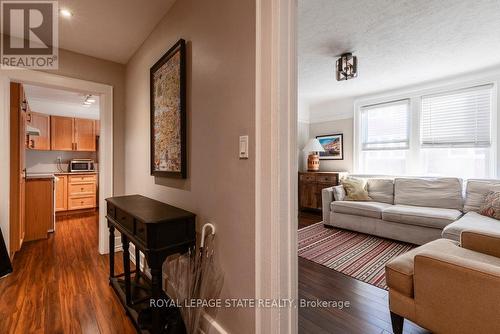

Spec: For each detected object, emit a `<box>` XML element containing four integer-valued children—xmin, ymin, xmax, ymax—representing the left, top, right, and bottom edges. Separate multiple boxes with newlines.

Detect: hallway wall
<box><xmin>124</xmin><ymin>0</ymin><xmax>256</xmax><ymax>332</ymax></box>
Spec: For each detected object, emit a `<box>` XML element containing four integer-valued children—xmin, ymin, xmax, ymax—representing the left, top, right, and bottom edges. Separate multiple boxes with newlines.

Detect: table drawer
<box><xmin>68</xmin><ymin>174</ymin><xmax>97</xmax><ymax>184</ymax></box>
<box><xmin>299</xmin><ymin>173</ymin><xmax>316</xmax><ymax>182</ymax></box>
<box><xmin>68</xmin><ymin>182</ymin><xmax>95</xmax><ymax>196</ymax></box>
<box><xmin>68</xmin><ymin>196</ymin><xmax>96</xmax><ymax>210</ymax></box>
<box><xmin>115</xmin><ymin>208</ymin><xmax>134</xmax><ymax>233</ymax></box>
<box><xmin>316</xmin><ymin>174</ymin><xmax>338</xmax><ymax>184</ymax></box>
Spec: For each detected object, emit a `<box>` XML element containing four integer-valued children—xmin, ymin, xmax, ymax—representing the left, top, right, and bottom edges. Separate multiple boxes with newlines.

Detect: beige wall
<box><xmin>124</xmin><ymin>0</ymin><xmax>256</xmax><ymax>332</ymax></box>
<box><xmin>309</xmin><ymin>118</ymin><xmax>354</xmax><ymax>172</ymax></box>
<box><xmin>298</xmin><ymin>121</ymin><xmax>309</xmax><ymax>172</ymax></box>
<box><xmin>40</xmin><ymin>49</ymin><xmax>126</xmax><ymax>194</ymax></box>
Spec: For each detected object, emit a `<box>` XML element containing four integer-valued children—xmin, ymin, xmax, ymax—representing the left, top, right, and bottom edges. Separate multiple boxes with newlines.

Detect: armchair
<box><xmin>385</xmin><ymin>231</ymin><xmax>500</xmax><ymax>334</ymax></box>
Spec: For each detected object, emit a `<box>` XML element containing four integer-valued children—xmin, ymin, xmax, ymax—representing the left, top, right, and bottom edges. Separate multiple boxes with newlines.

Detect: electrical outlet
<box><xmin>57</xmin><ymin>157</ymin><xmax>62</xmax><ymax>163</ymax></box>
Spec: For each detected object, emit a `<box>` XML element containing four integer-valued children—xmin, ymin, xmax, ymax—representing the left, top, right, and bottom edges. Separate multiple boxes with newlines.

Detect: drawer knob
<box><xmin>80</xmin><ymin>201</ymin><xmax>84</xmax><ymax>204</ymax></box>
<box><xmin>81</xmin><ymin>187</ymin><xmax>84</xmax><ymax>191</ymax></box>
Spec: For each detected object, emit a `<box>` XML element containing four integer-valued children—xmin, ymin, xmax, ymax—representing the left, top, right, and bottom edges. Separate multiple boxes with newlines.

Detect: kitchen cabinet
<box><xmin>26</xmin><ymin>112</ymin><xmax>50</xmax><ymax>150</ymax></box>
<box><xmin>55</xmin><ymin>173</ymin><xmax>97</xmax><ymax>212</ymax></box>
<box><xmin>74</xmin><ymin>118</ymin><xmax>96</xmax><ymax>151</ymax></box>
<box><xmin>55</xmin><ymin>175</ymin><xmax>67</xmax><ymax>212</ymax></box>
<box><xmin>51</xmin><ymin>116</ymin><xmax>74</xmax><ymax>151</ymax></box>
<box><xmin>50</xmin><ymin>116</ymin><xmax>96</xmax><ymax>151</ymax></box>
<box><xmin>25</xmin><ymin>178</ymin><xmax>54</xmax><ymax>242</ymax></box>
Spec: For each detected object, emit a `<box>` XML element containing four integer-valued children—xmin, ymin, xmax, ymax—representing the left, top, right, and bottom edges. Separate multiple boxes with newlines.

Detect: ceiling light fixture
<box><xmin>336</xmin><ymin>53</ymin><xmax>358</xmax><ymax>81</ymax></box>
<box><xmin>83</xmin><ymin>101</ymin><xmax>92</xmax><ymax>105</ymax></box>
<box><xmin>87</xmin><ymin>98</ymin><xmax>96</xmax><ymax>103</ymax></box>
<box><xmin>60</xmin><ymin>9</ymin><xmax>73</xmax><ymax>18</ymax></box>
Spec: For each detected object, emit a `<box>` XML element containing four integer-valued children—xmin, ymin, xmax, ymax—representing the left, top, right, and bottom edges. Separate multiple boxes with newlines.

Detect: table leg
<box><xmin>109</xmin><ymin>225</ymin><xmax>115</xmax><ymax>280</ymax></box>
<box><xmin>135</xmin><ymin>247</ymin><xmax>141</xmax><ymax>280</ymax></box>
<box><xmin>150</xmin><ymin>265</ymin><xmax>163</xmax><ymax>334</ymax></box>
<box><xmin>122</xmin><ymin>234</ymin><xmax>131</xmax><ymax>306</ymax></box>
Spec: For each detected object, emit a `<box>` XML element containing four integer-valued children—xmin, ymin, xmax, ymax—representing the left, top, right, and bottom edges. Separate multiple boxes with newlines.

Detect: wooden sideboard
<box><xmin>299</xmin><ymin>172</ymin><xmax>343</xmax><ymax>211</ymax></box>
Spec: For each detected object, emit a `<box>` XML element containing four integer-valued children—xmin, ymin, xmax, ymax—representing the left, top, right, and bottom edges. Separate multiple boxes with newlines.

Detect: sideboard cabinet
<box><xmin>299</xmin><ymin>172</ymin><xmax>344</xmax><ymax>211</ymax></box>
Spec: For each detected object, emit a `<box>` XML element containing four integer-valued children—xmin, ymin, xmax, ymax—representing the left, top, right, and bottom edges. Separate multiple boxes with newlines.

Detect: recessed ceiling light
<box><xmin>60</xmin><ymin>9</ymin><xmax>73</xmax><ymax>18</ymax></box>
<box><xmin>87</xmin><ymin>98</ymin><xmax>96</xmax><ymax>103</ymax></box>
<box><xmin>83</xmin><ymin>101</ymin><xmax>92</xmax><ymax>105</ymax></box>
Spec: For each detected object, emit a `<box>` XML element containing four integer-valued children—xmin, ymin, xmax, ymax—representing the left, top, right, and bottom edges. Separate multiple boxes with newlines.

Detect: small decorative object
<box><xmin>150</xmin><ymin>39</ymin><xmax>187</xmax><ymax>178</ymax></box>
<box><xmin>316</xmin><ymin>134</ymin><xmax>344</xmax><ymax>160</ymax></box>
<box><xmin>336</xmin><ymin>53</ymin><xmax>357</xmax><ymax>81</ymax></box>
<box><xmin>303</xmin><ymin>138</ymin><xmax>325</xmax><ymax>171</ymax></box>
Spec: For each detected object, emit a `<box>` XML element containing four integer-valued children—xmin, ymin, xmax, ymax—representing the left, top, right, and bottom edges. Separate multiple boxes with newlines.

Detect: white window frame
<box><xmin>353</xmin><ymin>77</ymin><xmax>498</xmax><ymax>178</ymax></box>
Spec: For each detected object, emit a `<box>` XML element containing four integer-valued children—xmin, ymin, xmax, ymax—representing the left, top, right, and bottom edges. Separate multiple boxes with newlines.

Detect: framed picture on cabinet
<box><xmin>150</xmin><ymin>39</ymin><xmax>187</xmax><ymax>178</ymax></box>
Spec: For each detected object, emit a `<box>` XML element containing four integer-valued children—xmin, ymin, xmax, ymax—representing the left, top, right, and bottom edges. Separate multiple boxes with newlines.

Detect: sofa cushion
<box><xmin>382</xmin><ymin>205</ymin><xmax>462</xmax><ymax>229</ymax></box>
<box><xmin>442</xmin><ymin>211</ymin><xmax>500</xmax><ymax>241</ymax></box>
<box><xmin>341</xmin><ymin>178</ymin><xmax>371</xmax><ymax>201</ymax></box>
<box><xmin>464</xmin><ymin>179</ymin><xmax>500</xmax><ymax>213</ymax></box>
<box><xmin>331</xmin><ymin>201</ymin><xmax>392</xmax><ymax>219</ymax></box>
<box><xmin>394</xmin><ymin>177</ymin><xmax>463</xmax><ymax>210</ymax></box>
<box><xmin>479</xmin><ymin>191</ymin><xmax>500</xmax><ymax>219</ymax></box>
<box><xmin>367</xmin><ymin>179</ymin><xmax>394</xmax><ymax>204</ymax></box>
<box><xmin>385</xmin><ymin>238</ymin><xmax>462</xmax><ymax>297</ymax></box>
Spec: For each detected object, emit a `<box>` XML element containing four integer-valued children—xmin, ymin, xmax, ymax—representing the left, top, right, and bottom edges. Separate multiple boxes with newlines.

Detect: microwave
<box><xmin>69</xmin><ymin>159</ymin><xmax>95</xmax><ymax>172</ymax></box>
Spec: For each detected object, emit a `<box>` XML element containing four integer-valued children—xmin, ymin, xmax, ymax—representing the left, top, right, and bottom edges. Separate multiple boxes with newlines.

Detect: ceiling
<box><xmin>57</xmin><ymin>0</ymin><xmax>176</xmax><ymax>63</ymax></box>
<box><xmin>24</xmin><ymin>84</ymin><xmax>100</xmax><ymax>120</ymax></box>
<box><xmin>299</xmin><ymin>0</ymin><xmax>500</xmax><ymax>102</ymax></box>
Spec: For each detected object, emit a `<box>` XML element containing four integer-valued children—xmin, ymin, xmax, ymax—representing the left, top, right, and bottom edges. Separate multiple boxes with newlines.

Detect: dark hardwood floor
<box><xmin>0</xmin><ymin>211</ymin><xmax>135</xmax><ymax>334</ymax></box>
<box><xmin>298</xmin><ymin>211</ymin><xmax>429</xmax><ymax>334</ymax></box>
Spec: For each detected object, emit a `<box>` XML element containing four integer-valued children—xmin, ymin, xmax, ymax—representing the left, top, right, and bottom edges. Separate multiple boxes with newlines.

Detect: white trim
<box><xmin>353</xmin><ymin>74</ymin><xmax>499</xmax><ymax>177</ymax></box>
<box><xmin>0</xmin><ymin>68</ymin><xmax>113</xmax><ymax>255</ymax></box>
<box><xmin>255</xmin><ymin>0</ymin><xmax>298</xmax><ymax>333</ymax></box>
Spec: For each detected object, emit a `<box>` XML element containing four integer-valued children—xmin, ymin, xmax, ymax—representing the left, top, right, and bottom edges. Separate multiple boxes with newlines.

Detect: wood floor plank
<box><xmin>0</xmin><ymin>211</ymin><xmax>136</xmax><ymax>334</ymax></box>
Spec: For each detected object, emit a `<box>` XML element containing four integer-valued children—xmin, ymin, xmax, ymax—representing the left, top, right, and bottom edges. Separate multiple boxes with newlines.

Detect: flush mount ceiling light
<box><xmin>60</xmin><ymin>9</ymin><xmax>73</xmax><ymax>18</ymax></box>
<box><xmin>82</xmin><ymin>94</ymin><xmax>95</xmax><ymax>106</ymax></box>
<box><xmin>336</xmin><ymin>53</ymin><xmax>358</xmax><ymax>81</ymax></box>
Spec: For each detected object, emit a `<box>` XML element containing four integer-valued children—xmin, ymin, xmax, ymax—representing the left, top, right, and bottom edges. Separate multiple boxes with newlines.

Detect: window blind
<box><xmin>361</xmin><ymin>100</ymin><xmax>410</xmax><ymax>150</ymax></box>
<box><xmin>421</xmin><ymin>85</ymin><xmax>493</xmax><ymax>147</ymax></box>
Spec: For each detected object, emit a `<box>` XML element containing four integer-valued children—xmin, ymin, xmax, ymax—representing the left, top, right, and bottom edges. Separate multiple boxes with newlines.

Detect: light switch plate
<box><xmin>239</xmin><ymin>135</ymin><xmax>249</xmax><ymax>159</ymax></box>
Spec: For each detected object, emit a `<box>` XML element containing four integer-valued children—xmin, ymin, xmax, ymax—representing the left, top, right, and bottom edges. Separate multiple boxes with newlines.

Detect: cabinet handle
<box><xmin>26</xmin><ymin>112</ymin><xmax>31</xmax><ymax>122</ymax></box>
<box><xmin>30</xmin><ymin>139</ymin><xmax>35</xmax><ymax>148</ymax></box>
<box><xmin>75</xmin><ymin>143</ymin><xmax>77</xmax><ymax>150</ymax></box>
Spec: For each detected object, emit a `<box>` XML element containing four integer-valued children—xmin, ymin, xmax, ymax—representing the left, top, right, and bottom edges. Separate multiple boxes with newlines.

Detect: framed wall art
<box><xmin>316</xmin><ymin>133</ymin><xmax>344</xmax><ymax>160</ymax></box>
<box><xmin>150</xmin><ymin>39</ymin><xmax>187</xmax><ymax>178</ymax></box>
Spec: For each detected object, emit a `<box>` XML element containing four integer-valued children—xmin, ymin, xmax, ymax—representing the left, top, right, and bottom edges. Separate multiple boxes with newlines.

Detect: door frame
<box><xmin>0</xmin><ymin>68</ymin><xmax>113</xmax><ymax>255</ymax></box>
<box><xmin>255</xmin><ymin>0</ymin><xmax>298</xmax><ymax>333</ymax></box>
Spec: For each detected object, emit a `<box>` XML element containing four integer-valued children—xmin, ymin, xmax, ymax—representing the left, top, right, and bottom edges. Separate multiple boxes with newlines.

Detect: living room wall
<box><xmin>124</xmin><ymin>0</ymin><xmax>256</xmax><ymax>332</ymax></box>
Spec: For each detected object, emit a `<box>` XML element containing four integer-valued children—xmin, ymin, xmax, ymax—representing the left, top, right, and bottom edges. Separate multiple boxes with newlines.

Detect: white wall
<box><xmin>124</xmin><ymin>0</ymin><xmax>255</xmax><ymax>332</ymax></box>
<box><xmin>297</xmin><ymin>121</ymin><xmax>309</xmax><ymax>171</ymax></box>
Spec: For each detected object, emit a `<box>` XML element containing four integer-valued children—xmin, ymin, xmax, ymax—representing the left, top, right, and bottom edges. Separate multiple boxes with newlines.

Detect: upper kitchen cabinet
<box><xmin>51</xmin><ymin>116</ymin><xmax>96</xmax><ymax>152</ymax></box>
<box><xmin>51</xmin><ymin>116</ymin><xmax>74</xmax><ymax>151</ymax></box>
<box><xmin>26</xmin><ymin>112</ymin><xmax>50</xmax><ymax>150</ymax></box>
<box><xmin>74</xmin><ymin>118</ymin><xmax>96</xmax><ymax>151</ymax></box>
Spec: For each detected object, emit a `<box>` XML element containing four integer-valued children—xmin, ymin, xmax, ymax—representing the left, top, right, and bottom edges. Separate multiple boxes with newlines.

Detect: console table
<box><xmin>106</xmin><ymin>195</ymin><xmax>196</xmax><ymax>334</ymax></box>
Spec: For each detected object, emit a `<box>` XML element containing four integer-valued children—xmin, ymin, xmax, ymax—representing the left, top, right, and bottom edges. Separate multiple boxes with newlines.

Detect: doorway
<box><xmin>0</xmin><ymin>69</ymin><xmax>113</xmax><ymax>257</ymax></box>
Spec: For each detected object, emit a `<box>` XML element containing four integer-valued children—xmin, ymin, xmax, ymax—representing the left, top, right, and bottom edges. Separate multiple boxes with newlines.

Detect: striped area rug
<box><xmin>298</xmin><ymin>222</ymin><xmax>416</xmax><ymax>290</ymax></box>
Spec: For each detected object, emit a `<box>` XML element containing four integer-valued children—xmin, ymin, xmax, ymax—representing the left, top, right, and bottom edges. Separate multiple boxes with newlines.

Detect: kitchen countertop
<box><xmin>26</xmin><ymin>174</ymin><xmax>56</xmax><ymax>180</ymax></box>
<box><xmin>53</xmin><ymin>172</ymin><xmax>98</xmax><ymax>175</ymax></box>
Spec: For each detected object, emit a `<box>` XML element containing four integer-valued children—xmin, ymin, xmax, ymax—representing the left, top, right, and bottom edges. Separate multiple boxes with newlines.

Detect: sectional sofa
<box><xmin>322</xmin><ymin>177</ymin><xmax>500</xmax><ymax>245</ymax></box>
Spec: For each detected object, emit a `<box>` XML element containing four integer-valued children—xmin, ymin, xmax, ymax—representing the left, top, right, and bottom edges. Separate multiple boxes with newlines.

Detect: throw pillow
<box><xmin>341</xmin><ymin>178</ymin><xmax>372</xmax><ymax>201</ymax></box>
<box><xmin>479</xmin><ymin>191</ymin><xmax>500</xmax><ymax>220</ymax></box>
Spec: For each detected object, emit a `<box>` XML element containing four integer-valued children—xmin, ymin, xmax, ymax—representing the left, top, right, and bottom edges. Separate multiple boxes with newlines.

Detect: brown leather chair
<box><xmin>385</xmin><ymin>231</ymin><xmax>500</xmax><ymax>334</ymax></box>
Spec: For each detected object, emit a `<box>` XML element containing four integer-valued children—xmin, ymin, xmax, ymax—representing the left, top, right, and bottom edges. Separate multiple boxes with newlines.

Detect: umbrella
<box><xmin>165</xmin><ymin>223</ymin><xmax>224</xmax><ymax>334</ymax></box>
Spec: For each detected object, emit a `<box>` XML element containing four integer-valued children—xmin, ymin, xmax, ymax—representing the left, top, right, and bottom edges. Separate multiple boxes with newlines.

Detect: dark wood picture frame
<box><xmin>150</xmin><ymin>39</ymin><xmax>187</xmax><ymax>178</ymax></box>
<box><xmin>316</xmin><ymin>133</ymin><xmax>344</xmax><ymax>160</ymax></box>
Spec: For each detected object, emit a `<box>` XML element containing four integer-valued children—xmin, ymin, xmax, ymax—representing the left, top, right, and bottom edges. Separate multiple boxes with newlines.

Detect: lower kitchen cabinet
<box><xmin>25</xmin><ymin>178</ymin><xmax>54</xmax><ymax>241</ymax></box>
<box><xmin>55</xmin><ymin>173</ymin><xmax>97</xmax><ymax>212</ymax></box>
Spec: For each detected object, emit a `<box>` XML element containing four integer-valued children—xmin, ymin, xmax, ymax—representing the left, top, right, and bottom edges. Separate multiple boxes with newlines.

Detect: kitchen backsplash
<box><xmin>26</xmin><ymin>150</ymin><xmax>98</xmax><ymax>173</ymax></box>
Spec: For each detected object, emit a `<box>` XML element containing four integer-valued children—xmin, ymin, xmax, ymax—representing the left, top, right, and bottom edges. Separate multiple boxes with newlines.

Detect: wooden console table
<box><xmin>299</xmin><ymin>172</ymin><xmax>344</xmax><ymax>211</ymax></box>
<box><xmin>106</xmin><ymin>195</ymin><xmax>196</xmax><ymax>334</ymax></box>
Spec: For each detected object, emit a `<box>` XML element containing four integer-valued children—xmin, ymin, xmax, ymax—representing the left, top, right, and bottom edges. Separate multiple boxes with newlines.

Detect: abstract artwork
<box><xmin>316</xmin><ymin>134</ymin><xmax>344</xmax><ymax>160</ymax></box>
<box><xmin>150</xmin><ymin>39</ymin><xmax>187</xmax><ymax>178</ymax></box>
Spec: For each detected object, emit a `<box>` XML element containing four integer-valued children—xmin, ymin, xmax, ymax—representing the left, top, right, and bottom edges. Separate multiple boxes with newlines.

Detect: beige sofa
<box><xmin>322</xmin><ymin>177</ymin><xmax>500</xmax><ymax>245</ymax></box>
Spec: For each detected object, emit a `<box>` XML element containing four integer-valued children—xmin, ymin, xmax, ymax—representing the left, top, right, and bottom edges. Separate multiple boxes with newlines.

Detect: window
<box><xmin>359</xmin><ymin>100</ymin><xmax>410</xmax><ymax>175</ymax></box>
<box><xmin>356</xmin><ymin>84</ymin><xmax>495</xmax><ymax>179</ymax></box>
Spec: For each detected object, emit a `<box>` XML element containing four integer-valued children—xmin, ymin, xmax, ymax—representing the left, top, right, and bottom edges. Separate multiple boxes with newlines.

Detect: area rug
<box><xmin>298</xmin><ymin>222</ymin><xmax>416</xmax><ymax>290</ymax></box>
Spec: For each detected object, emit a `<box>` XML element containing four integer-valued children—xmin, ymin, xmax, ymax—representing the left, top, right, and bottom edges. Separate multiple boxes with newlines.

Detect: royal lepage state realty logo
<box><xmin>1</xmin><ymin>1</ymin><xmax>58</xmax><ymax>69</ymax></box>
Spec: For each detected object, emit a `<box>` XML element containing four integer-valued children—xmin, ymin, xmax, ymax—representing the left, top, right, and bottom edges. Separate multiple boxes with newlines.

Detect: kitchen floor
<box><xmin>0</xmin><ymin>211</ymin><xmax>135</xmax><ymax>334</ymax></box>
